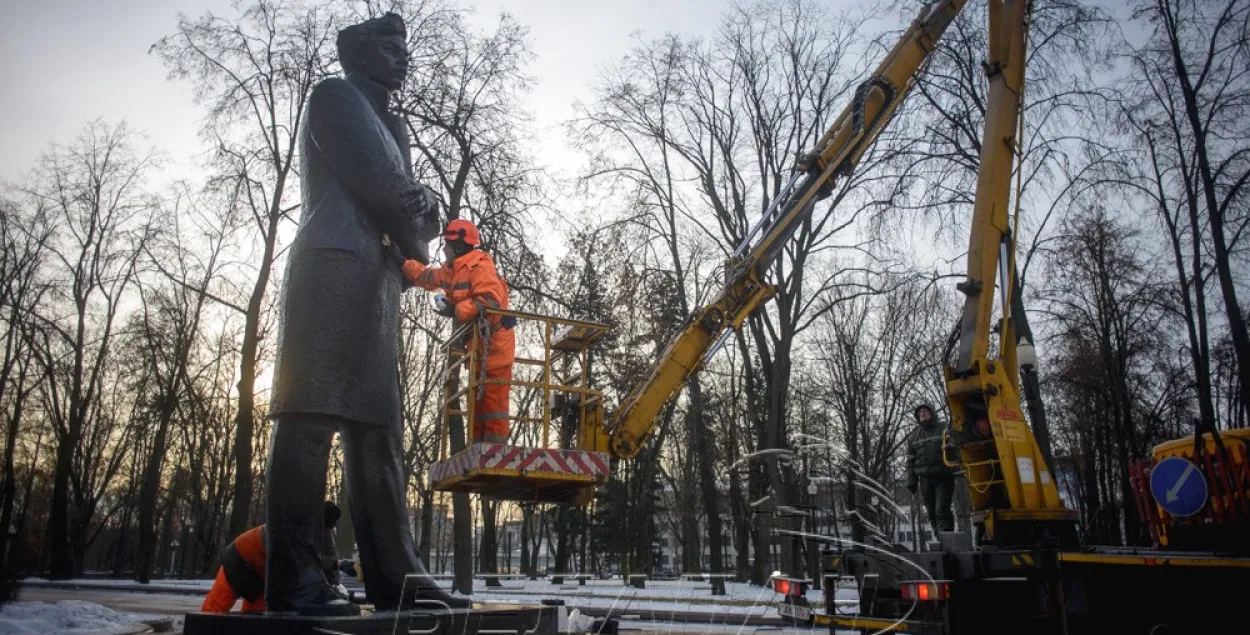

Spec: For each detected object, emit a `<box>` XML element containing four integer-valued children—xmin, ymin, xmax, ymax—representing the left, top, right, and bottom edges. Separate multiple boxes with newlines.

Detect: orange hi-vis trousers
<box><xmin>202</xmin><ymin>566</ymin><xmax>265</xmax><ymax>613</ymax></box>
<box><xmin>474</xmin><ymin>366</ymin><xmax>512</xmax><ymax>440</ymax></box>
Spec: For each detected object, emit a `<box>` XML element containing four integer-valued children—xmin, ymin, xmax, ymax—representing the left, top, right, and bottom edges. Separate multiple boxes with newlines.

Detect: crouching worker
<box><xmin>403</xmin><ymin>219</ymin><xmax>516</xmax><ymax>443</ymax></box>
<box><xmin>202</xmin><ymin>501</ymin><xmax>345</xmax><ymax>613</ymax></box>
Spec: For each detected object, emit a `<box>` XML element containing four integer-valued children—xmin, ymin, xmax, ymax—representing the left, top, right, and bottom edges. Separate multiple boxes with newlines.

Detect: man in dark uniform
<box><xmin>906</xmin><ymin>404</ymin><xmax>956</xmax><ymax>536</ymax></box>
<box><xmin>265</xmin><ymin>13</ymin><xmax>468</xmax><ymax>614</ymax></box>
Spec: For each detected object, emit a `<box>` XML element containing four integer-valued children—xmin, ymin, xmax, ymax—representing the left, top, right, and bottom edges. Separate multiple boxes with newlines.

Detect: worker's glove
<box><xmin>434</xmin><ymin>295</ymin><xmax>456</xmax><ymax>318</ymax></box>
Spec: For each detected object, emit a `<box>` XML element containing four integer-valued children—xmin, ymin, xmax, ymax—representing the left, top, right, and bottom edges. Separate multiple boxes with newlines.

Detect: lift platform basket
<box><xmin>431</xmin><ymin>309</ymin><xmax>613</xmax><ymax>504</ymax></box>
<box><xmin>430</xmin><ymin>442</ymin><xmax>610</xmax><ymax>504</ymax></box>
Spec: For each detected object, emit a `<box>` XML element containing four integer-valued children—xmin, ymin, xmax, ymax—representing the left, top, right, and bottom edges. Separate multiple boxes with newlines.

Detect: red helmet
<box><xmin>441</xmin><ymin>219</ymin><xmax>480</xmax><ymax>247</ymax></box>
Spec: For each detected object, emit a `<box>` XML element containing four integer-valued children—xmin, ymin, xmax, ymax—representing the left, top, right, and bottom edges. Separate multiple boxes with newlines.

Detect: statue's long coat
<box><xmin>269</xmin><ymin>72</ymin><xmax>436</xmax><ymax>427</ymax></box>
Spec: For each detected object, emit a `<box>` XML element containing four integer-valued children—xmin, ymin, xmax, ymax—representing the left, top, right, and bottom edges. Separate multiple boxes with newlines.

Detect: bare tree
<box><xmin>152</xmin><ymin>0</ymin><xmax>339</xmax><ymax>540</ymax></box>
<box><xmin>575</xmin><ymin>0</ymin><xmax>895</xmax><ymax>580</ymax></box>
<box><xmin>1039</xmin><ymin>206</ymin><xmax>1175</xmax><ymax>544</ymax></box>
<box><xmin>0</xmin><ymin>199</ymin><xmax>50</xmax><ymax>566</ymax></box>
<box><xmin>1122</xmin><ymin>0</ymin><xmax>1250</xmax><ymax>425</ymax></box>
<box><xmin>23</xmin><ymin>121</ymin><xmax>156</xmax><ymax>578</ymax></box>
<box><xmin>814</xmin><ymin>273</ymin><xmax>952</xmax><ymax>545</ymax></box>
<box><xmin>130</xmin><ymin>185</ymin><xmax>234</xmax><ymax>582</ymax></box>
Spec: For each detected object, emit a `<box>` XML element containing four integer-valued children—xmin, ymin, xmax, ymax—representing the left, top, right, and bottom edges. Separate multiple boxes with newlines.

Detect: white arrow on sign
<box><xmin>1165</xmin><ymin>461</ymin><xmax>1197</xmax><ymax>503</ymax></box>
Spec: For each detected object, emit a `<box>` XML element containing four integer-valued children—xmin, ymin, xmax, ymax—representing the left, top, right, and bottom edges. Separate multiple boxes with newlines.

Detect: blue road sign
<box><xmin>1149</xmin><ymin>456</ymin><xmax>1208</xmax><ymax>518</ymax></box>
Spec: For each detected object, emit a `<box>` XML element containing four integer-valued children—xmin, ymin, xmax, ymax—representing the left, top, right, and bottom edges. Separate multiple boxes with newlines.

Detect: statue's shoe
<box><xmin>269</xmin><ymin>581</ymin><xmax>361</xmax><ymax>616</ymax></box>
<box><xmin>372</xmin><ymin>581</ymin><xmax>472</xmax><ymax>611</ymax></box>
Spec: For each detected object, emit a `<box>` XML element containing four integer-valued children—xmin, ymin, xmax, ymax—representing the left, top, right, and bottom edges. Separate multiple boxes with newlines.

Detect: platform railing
<box><xmin>436</xmin><ymin>308</ymin><xmax>611</xmax><ymax>463</ymax></box>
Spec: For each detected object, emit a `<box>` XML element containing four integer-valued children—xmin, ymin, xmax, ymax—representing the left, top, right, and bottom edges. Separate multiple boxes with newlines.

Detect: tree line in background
<box><xmin>0</xmin><ymin>0</ymin><xmax>1247</xmax><ymax>592</ymax></box>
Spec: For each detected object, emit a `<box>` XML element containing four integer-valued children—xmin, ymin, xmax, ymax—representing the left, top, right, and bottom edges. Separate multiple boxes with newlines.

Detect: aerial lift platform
<box><xmin>428</xmin><ymin>309</ymin><xmax>614</xmax><ymax>505</ymax></box>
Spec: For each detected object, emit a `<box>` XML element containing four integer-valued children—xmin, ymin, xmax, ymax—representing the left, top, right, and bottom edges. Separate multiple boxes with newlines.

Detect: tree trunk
<box><xmin>680</xmin><ymin>504</ymin><xmax>700</xmax><ymax>572</ymax></box>
<box><xmin>520</xmin><ymin>506</ymin><xmax>532</xmax><ymax>577</ymax></box>
<box><xmin>764</xmin><ymin>354</ymin><xmax>800</xmax><ymax>577</ymax></box>
<box><xmin>738</xmin><ymin>330</ymin><xmax>771</xmax><ymax>585</ymax></box>
<box><xmin>686</xmin><ymin>379</ymin><xmax>724</xmax><ymax>575</ymax></box>
<box><xmin>529</xmin><ymin>509</ymin><xmax>543</xmax><ymax>575</ymax></box>
<box><xmin>418</xmin><ymin>488</ymin><xmax>433</xmax><ymax>561</ymax></box>
<box><xmin>157</xmin><ymin>493</ymin><xmax>177</xmax><ymax>577</ymax></box>
<box><xmin>135</xmin><ymin>404</ymin><xmax>174</xmax><ymax>583</ymax></box>
<box><xmin>12</xmin><ymin>429</ymin><xmax>42</xmax><ymax>572</ymax></box>
<box><xmin>481</xmin><ymin>500</ymin><xmax>499</xmax><ymax>586</ymax></box>
<box><xmin>0</xmin><ymin>365</ymin><xmax>30</xmax><ymax>567</ymax></box>
<box><xmin>728</xmin><ymin>454</ymin><xmax>750</xmax><ymax>581</ymax></box>
<box><xmin>227</xmin><ymin>210</ymin><xmax>281</xmax><ymax>542</ymax></box>
<box><xmin>446</xmin><ymin>366</ymin><xmax>473</xmax><ymax>593</ymax></box>
<box><xmin>47</xmin><ymin>422</ymin><xmax>79</xmax><ymax>579</ymax></box>
<box><xmin>553</xmin><ymin>505</ymin><xmax>571</xmax><ymax>578</ymax></box>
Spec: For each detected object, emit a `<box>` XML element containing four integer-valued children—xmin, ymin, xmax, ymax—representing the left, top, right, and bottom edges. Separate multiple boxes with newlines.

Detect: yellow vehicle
<box><xmin>428</xmin><ymin>0</ymin><xmax>1249</xmax><ymax>631</ymax></box>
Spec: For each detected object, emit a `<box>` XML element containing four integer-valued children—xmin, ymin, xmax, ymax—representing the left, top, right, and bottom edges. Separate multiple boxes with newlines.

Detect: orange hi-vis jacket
<box><xmin>202</xmin><ymin>524</ymin><xmax>267</xmax><ymax>612</ymax></box>
<box><xmin>407</xmin><ymin>249</ymin><xmax>516</xmax><ymax>370</ymax></box>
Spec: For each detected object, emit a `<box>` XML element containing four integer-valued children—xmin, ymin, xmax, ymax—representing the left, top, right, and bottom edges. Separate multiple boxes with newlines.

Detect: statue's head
<box><xmin>337</xmin><ymin>13</ymin><xmax>408</xmax><ymax>91</ymax></box>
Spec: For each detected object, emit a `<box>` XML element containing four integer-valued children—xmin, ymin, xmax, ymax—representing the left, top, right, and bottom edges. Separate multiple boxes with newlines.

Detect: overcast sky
<box><xmin>0</xmin><ymin>0</ymin><xmax>735</xmax><ymax>185</ymax></box>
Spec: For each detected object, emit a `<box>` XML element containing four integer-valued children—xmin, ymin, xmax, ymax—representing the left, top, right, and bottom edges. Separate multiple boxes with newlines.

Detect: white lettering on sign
<box><xmin>1017</xmin><ymin>457</ymin><xmax>1036</xmax><ymax>484</ymax></box>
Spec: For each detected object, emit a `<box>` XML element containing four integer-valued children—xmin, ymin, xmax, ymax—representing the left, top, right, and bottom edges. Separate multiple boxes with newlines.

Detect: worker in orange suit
<box><xmin>202</xmin><ymin>502</ymin><xmax>349</xmax><ymax>613</ymax></box>
<box><xmin>403</xmin><ymin>219</ymin><xmax>516</xmax><ymax>443</ymax></box>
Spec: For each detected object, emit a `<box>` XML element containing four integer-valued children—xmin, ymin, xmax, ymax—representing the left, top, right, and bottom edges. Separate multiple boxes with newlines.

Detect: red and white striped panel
<box><xmin>430</xmin><ymin>450</ymin><xmax>476</xmax><ymax>484</ymax></box>
<box><xmin>430</xmin><ymin>443</ymin><xmax>610</xmax><ymax>485</ymax></box>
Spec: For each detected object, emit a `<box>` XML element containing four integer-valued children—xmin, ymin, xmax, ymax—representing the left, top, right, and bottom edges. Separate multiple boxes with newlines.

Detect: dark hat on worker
<box><xmin>914</xmin><ymin>404</ymin><xmax>935</xmax><ymax>420</ymax></box>
<box><xmin>324</xmin><ymin>501</ymin><xmax>342</xmax><ymax>527</ymax></box>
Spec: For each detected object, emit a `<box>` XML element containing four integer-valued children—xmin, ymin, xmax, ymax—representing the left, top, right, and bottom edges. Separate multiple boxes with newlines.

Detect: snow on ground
<box><xmin>447</xmin><ymin>578</ymin><xmax>858</xmax><ymax>615</ymax></box>
<box><xmin>32</xmin><ymin>576</ymin><xmax>857</xmax><ymax>607</ymax></box>
<box><xmin>25</xmin><ymin>576</ymin><xmax>861</xmax><ymax>624</ymax></box>
<box><xmin>0</xmin><ymin>600</ymin><xmax>154</xmax><ymax>635</ymax></box>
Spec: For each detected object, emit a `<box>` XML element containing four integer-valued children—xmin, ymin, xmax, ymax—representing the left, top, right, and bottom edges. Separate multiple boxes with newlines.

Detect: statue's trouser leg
<box><xmin>265</xmin><ymin>417</ymin><xmax>351</xmax><ymax>612</ymax></box>
<box><xmin>341</xmin><ymin>421</ymin><xmax>471</xmax><ymax>610</ymax></box>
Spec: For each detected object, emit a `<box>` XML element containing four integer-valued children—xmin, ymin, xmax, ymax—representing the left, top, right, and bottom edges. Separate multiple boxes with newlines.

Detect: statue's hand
<box><xmin>411</xmin><ymin>186</ymin><xmax>441</xmax><ymax>242</ymax></box>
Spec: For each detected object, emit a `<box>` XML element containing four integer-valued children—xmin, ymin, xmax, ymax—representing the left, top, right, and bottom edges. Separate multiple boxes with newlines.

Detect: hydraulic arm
<box><xmin>941</xmin><ymin>0</ymin><xmax>1076</xmax><ymax>546</ymax></box>
<box><xmin>604</xmin><ymin>0</ymin><xmax>969</xmax><ymax>458</ymax></box>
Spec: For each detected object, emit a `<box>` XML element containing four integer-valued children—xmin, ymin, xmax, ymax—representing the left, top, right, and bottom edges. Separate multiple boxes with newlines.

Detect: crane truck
<box><xmin>428</xmin><ymin>1</ymin><xmax>1250</xmax><ymax>633</ymax></box>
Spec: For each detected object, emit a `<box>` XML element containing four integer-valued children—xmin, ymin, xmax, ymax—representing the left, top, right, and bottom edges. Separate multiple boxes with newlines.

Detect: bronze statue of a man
<box><xmin>264</xmin><ymin>13</ymin><xmax>467</xmax><ymax>614</ymax></box>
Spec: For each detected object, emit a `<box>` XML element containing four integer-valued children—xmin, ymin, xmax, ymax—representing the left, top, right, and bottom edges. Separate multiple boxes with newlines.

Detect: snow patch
<box><xmin>0</xmin><ymin>600</ymin><xmax>150</xmax><ymax>635</ymax></box>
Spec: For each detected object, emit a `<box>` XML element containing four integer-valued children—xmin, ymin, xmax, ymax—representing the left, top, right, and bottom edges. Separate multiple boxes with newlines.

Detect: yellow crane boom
<box><xmin>941</xmin><ymin>0</ymin><xmax>1076</xmax><ymax>546</ymax></box>
<box><xmin>605</xmin><ymin>0</ymin><xmax>968</xmax><ymax>458</ymax></box>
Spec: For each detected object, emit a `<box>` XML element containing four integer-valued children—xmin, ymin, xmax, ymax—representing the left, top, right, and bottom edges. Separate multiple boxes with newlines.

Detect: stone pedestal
<box><xmin>184</xmin><ymin>603</ymin><xmax>556</xmax><ymax>635</ymax></box>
